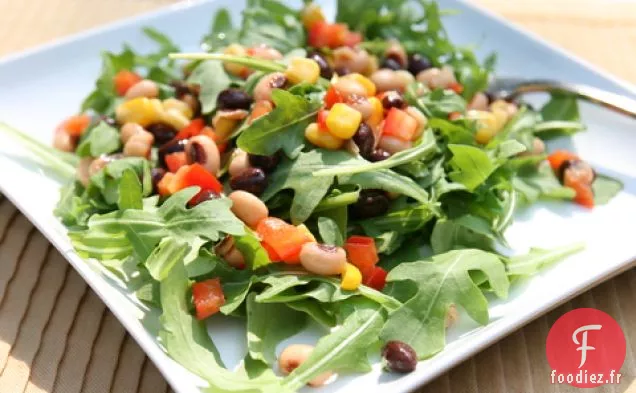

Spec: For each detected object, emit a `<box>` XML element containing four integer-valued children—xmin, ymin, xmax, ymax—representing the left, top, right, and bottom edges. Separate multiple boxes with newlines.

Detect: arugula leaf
<box><xmin>283</xmin><ymin>302</ymin><xmax>385</xmax><ymax>391</ymax></box>
<box><xmin>88</xmin><ymin>157</ymin><xmax>153</xmax><ymax>207</ymax></box>
<box><xmin>188</xmin><ymin>61</ymin><xmax>232</xmax><ymax>114</ymax></box>
<box><xmin>430</xmin><ymin>215</ymin><xmax>498</xmax><ymax>254</ymax></box>
<box><xmin>447</xmin><ymin>144</ymin><xmax>496</xmax><ymax>191</ymax></box>
<box><xmin>202</xmin><ymin>9</ymin><xmax>238</xmax><ymax>51</ymax></box>
<box><xmin>506</xmin><ymin>243</ymin><xmax>585</xmax><ymax>277</ymax></box>
<box><xmin>117</xmin><ymin>168</ymin><xmax>143</xmax><ymax>210</ymax></box>
<box><xmin>407</xmin><ymin>87</ymin><xmax>467</xmax><ymax>118</ymax></box>
<box><xmin>145</xmin><ymin>237</ymin><xmax>191</xmax><ymax>281</ymax></box>
<box><xmin>238</xmin><ymin>90</ymin><xmax>321</xmax><ymax>158</ymax></box>
<box><xmin>428</xmin><ymin>118</ymin><xmax>475</xmax><ymax>145</ymax></box>
<box><xmin>592</xmin><ymin>174</ymin><xmax>623</xmax><ymax>205</ymax></box>
<box><xmin>74</xmin><ymin>187</ymin><xmax>244</xmax><ymax>261</ymax></box>
<box><xmin>81</xmin><ymin>47</ymin><xmax>135</xmax><ymax>114</ymax></box>
<box><xmin>538</xmin><ymin>94</ymin><xmax>585</xmax><ymax>138</ymax></box>
<box><xmin>238</xmin><ymin>0</ymin><xmax>305</xmax><ymax>53</ymax></box>
<box><xmin>54</xmin><ymin>182</ymin><xmax>97</xmax><ymax>227</ymax></box>
<box><xmin>233</xmin><ymin>228</ymin><xmax>272</xmax><ymax>270</ymax></box>
<box><xmin>317</xmin><ymin>217</ymin><xmax>344</xmax><ymax>246</ymax></box>
<box><xmin>286</xmin><ymin>300</ymin><xmax>336</xmax><ymax>328</ymax></box>
<box><xmin>381</xmin><ymin>249</ymin><xmax>509</xmax><ymax>359</ymax></box>
<box><xmin>75</xmin><ymin>122</ymin><xmax>121</xmax><ymax>158</ymax></box>
<box><xmin>359</xmin><ymin>204</ymin><xmax>437</xmax><ymax>237</ymax></box>
<box><xmin>512</xmin><ymin>161</ymin><xmax>575</xmax><ymax>204</ymax></box>
<box><xmin>246</xmin><ymin>293</ymin><xmax>307</xmax><ymax>365</ymax></box>
<box><xmin>160</xmin><ymin>261</ymin><xmax>287</xmax><ymax>393</ymax></box>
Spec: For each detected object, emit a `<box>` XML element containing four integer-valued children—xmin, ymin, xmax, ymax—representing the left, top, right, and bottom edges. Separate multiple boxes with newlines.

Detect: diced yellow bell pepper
<box><xmin>161</xmin><ymin>109</ymin><xmax>190</xmax><ymax>131</ymax></box>
<box><xmin>467</xmin><ymin>110</ymin><xmax>500</xmax><ymax>144</ymax></box>
<box><xmin>301</xmin><ymin>3</ymin><xmax>325</xmax><ymax>30</ymax></box>
<box><xmin>285</xmin><ymin>58</ymin><xmax>320</xmax><ymax>85</ymax></box>
<box><xmin>223</xmin><ymin>44</ymin><xmax>250</xmax><ymax>77</ymax></box>
<box><xmin>340</xmin><ymin>263</ymin><xmax>362</xmax><ymax>291</ymax></box>
<box><xmin>367</xmin><ymin>96</ymin><xmax>384</xmax><ymax>127</ymax></box>
<box><xmin>163</xmin><ymin>98</ymin><xmax>193</xmax><ymax>119</ymax></box>
<box><xmin>305</xmin><ymin>123</ymin><xmax>344</xmax><ymax>150</ymax></box>
<box><xmin>326</xmin><ymin>103</ymin><xmax>362</xmax><ymax>139</ymax></box>
<box><xmin>115</xmin><ymin>97</ymin><xmax>163</xmax><ymax>127</ymax></box>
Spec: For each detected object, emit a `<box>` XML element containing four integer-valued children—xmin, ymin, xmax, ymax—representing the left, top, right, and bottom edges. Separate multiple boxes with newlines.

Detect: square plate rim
<box><xmin>0</xmin><ymin>1</ymin><xmax>634</xmax><ymax>392</ymax></box>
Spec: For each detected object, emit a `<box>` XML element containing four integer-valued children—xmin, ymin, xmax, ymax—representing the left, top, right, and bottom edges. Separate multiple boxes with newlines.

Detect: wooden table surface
<box><xmin>0</xmin><ymin>1</ymin><xmax>634</xmax><ymax>393</ymax></box>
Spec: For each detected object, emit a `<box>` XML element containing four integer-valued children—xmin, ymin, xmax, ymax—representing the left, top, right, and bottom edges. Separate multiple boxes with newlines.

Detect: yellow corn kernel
<box><xmin>467</xmin><ymin>110</ymin><xmax>499</xmax><ymax>144</ymax></box>
<box><xmin>367</xmin><ymin>96</ymin><xmax>384</xmax><ymax>127</ymax></box>
<box><xmin>161</xmin><ymin>109</ymin><xmax>190</xmax><ymax>131</ymax></box>
<box><xmin>343</xmin><ymin>73</ymin><xmax>376</xmax><ymax>97</ymax></box>
<box><xmin>491</xmin><ymin>108</ymin><xmax>509</xmax><ymax>132</ymax></box>
<box><xmin>301</xmin><ymin>3</ymin><xmax>325</xmax><ymax>30</ymax></box>
<box><xmin>489</xmin><ymin>99</ymin><xmax>510</xmax><ymax>114</ymax></box>
<box><xmin>326</xmin><ymin>103</ymin><xmax>362</xmax><ymax>139</ymax></box>
<box><xmin>115</xmin><ymin>97</ymin><xmax>163</xmax><ymax>127</ymax></box>
<box><xmin>163</xmin><ymin>98</ymin><xmax>193</xmax><ymax>119</ymax></box>
<box><xmin>340</xmin><ymin>263</ymin><xmax>362</xmax><ymax>291</ymax></box>
<box><xmin>285</xmin><ymin>58</ymin><xmax>320</xmax><ymax>85</ymax></box>
<box><xmin>305</xmin><ymin>122</ymin><xmax>344</xmax><ymax>150</ymax></box>
<box><xmin>296</xmin><ymin>224</ymin><xmax>317</xmax><ymax>242</ymax></box>
<box><xmin>223</xmin><ymin>44</ymin><xmax>250</xmax><ymax>77</ymax></box>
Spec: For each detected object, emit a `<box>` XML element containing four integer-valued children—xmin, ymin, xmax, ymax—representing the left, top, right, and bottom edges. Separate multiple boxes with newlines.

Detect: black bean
<box><xmin>334</xmin><ymin>66</ymin><xmax>351</xmax><ymax>76</ymax></box>
<box><xmin>151</xmin><ymin>167</ymin><xmax>166</xmax><ymax>194</ymax></box>
<box><xmin>189</xmin><ymin>190</ymin><xmax>221</xmax><ymax>207</ymax></box>
<box><xmin>170</xmin><ymin>80</ymin><xmax>191</xmax><ymax>98</ymax></box>
<box><xmin>407</xmin><ymin>53</ymin><xmax>432</xmax><ymax>76</ymax></box>
<box><xmin>381</xmin><ymin>91</ymin><xmax>406</xmax><ymax>110</ymax></box>
<box><xmin>307</xmin><ymin>51</ymin><xmax>333</xmax><ymax>79</ymax></box>
<box><xmin>157</xmin><ymin>138</ymin><xmax>188</xmax><ymax>169</ymax></box>
<box><xmin>350</xmin><ymin>189</ymin><xmax>390</xmax><ymax>219</ymax></box>
<box><xmin>230</xmin><ymin>168</ymin><xmax>268</xmax><ymax>196</ymax></box>
<box><xmin>368</xmin><ymin>149</ymin><xmax>391</xmax><ymax>162</ymax></box>
<box><xmin>380</xmin><ymin>57</ymin><xmax>403</xmax><ymax>71</ymax></box>
<box><xmin>352</xmin><ymin>123</ymin><xmax>375</xmax><ymax>158</ymax></box>
<box><xmin>217</xmin><ymin>88</ymin><xmax>253</xmax><ymax>111</ymax></box>
<box><xmin>381</xmin><ymin>341</ymin><xmax>417</xmax><ymax>373</ymax></box>
<box><xmin>248</xmin><ymin>152</ymin><xmax>281</xmax><ymax>173</ymax></box>
<box><xmin>147</xmin><ymin>123</ymin><xmax>177</xmax><ymax>146</ymax></box>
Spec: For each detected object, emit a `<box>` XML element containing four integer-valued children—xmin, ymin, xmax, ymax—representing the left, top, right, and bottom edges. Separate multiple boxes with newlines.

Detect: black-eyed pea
<box><xmin>405</xmin><ymin>107</ymin><xmax>428</xmax><ymax>140</ymax></box>
<box><xmin>468</xmin><ymin>92</ymin><xmax>490</xmax><ymax>111</ymax></box>
<box><xmin>224</xmin><ymin>246</ymin><xmax>245</xmax><ymax>269</ymax></box>
<box><xmin>333</xmin><ymin>47</ymin><xmax>371</xmax><ymax>75</ymax></box>
<box><xmin>124</xmin><ymin>130</ymin><xmax>154</xmax><ymax>158</ymax></box>
<box><xmin>186</xmin><ymin>135</ymin><xmax>221</xmax><ymax>175</ymax></box>
<box><xmin>333</xmin><ymin>77</ymin><xmax>368</xmax><ymax>99</ymax></box>
<box><xmin>299</xmin><ymin>243</ymin><xmax>347</xmax><ymax>276</ymax></box>
<box><xmin>532</xmin><ymin>137</ymin><xmax>546</xmax><ymax>155</ymax></box>
<box><xmin>378</xmin><ymin>135</ymin><xmax>413</xmax><ymax>154</ymax></box>
<box><xmin>370</xmin><ymin>69</ymin><xmax>401</xmax><ymax>93</ymax></box>
<box><xmin>215</xmin><ymin>235</ymin><xmax>235</xmax><ymax>257</ymax></box>
<box><xmin>416</xmin><ymin>67</ymin><xmax>441</xmax><ymax>88</ymax></box>
<box><xmin>228</xmin><ymin>149</ymin><xmax>252</xmax><ymax>178</ymax></box>
<box><xmin>120</xmin><ymin>122</ymin><xmax>145</xmax><ymax>144</ymax></box>
<box><xmin>249</xmin><ymin>44</ymin><xmax>283</xmax><ymax>61</ymax></box>
<box><xmin>124</xmin><ymin>79</ymin><xmax>159</xmax><ymax>100</ymax></box>
<box><xmin>436</xmin><ymin>65</ymin><xmax>457</xmax><ymax>89</ymax></box>
<box><xmin>346</xmin><ymin>95</ymin><xmax>373</xmax><ymax>120</ymax></box>
<box><xmin>253</xmin><ymin>72</ymin><xmax>287</xmax><ymax>103</ymax></box>
<box><xmin>394</xmin><ymin>70</ymin><xmax>414</xmax><ymax>91</ymax></box>
<box><xmin>228</xmin><ymin>190</ymin><xmax>269</xmax><ymax>228</ymax></box>
<box><xmin>278</xmin><ymin>344</ymin><xmax>334</xmax><ymax>387</ymax></box>
<box><xmin>53</xmin><ymin>129</ymin><xmax>76</xmax><ymax>152</ymax></box>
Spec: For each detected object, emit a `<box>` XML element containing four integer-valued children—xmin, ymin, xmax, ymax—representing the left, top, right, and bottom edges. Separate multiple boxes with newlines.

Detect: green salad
<box><xmin>1</xmin><ymin>0</ymin><xmax>625</xmax><ymax>391</ymax></box>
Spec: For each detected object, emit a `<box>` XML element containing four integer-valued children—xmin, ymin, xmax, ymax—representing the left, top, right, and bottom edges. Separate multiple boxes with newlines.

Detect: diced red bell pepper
<box><xmin>113</xmin><ymin>70</ymin><xmax>142</xmax><ymax>96</ymax></box>
<box><xmin>165</xmin><ymin>152</ymin><xmax>188</xmax><ymax>173</ymax></box>
<box><xmin>308</xmin><ymin>22</ymin><xmax>347</xmax><ymax>48</ymax></box>
<box><xmin>344</xmin><ymin>31</ymin><xmax>363</xmax><ymax>47</ymax></box>
<box><xmin>363</xmin><ymin>266</ymin><xmax>387</xmax><ymax>291</ymax></box>
<box><xmin>324</xmin><ymin>86</ymin><xmax>343</xmax><ymax>109</ymax></box>
<box><xmin>192</xmin><ymin>278</ymin><xmax>225</xmax><ymax>320</ymax></box>
<box><xmin>261</xmin><ymin>241</ymin><xmax>281</xmax><ymax>262</ymax></box>
<box><xmin>317</xmin><ymin>109</ymin><xmax>329</xmax><ymax>131</ymax></box>
<box><xmin>176</xmin><ymin>163</ymin><xmax>224</xmax><ymax>194</ymax></box>
<box><xmin>547</xmin><ymin>150</ymin><xmax>580</xmax><ymax>171</ymax></box>
<box><xmin>448</xmin><ymin>82</ymin><xmax>464</xmax><ymax>94</ymax></box>
<box><xmin>175</xmin><ymin>118</ymin><xmax>206</xmax><ymax>140</ymax></box>
<box><xmin>200</xmin><ymin>128</ymin><xmax>228</xmax><ymax>154</ymax></box>
<box><xmin>344</xmin><ymin>236</ymin><xmax>379</xmax><ymax>276</ymax></box>
<box><xmin>256</xmin><ymin>217</ymin><xmax>313</xmax><ymax>264</ymax></box>
<box><xmin>58</xmin><ymin>114</ymin><xmax>92</xmax><ymax>137</ymax></box>
<box><xmin>157</xmin><ymin>172</ymin><xmax>175</xmax><ymax>197</ymax></box>
<box><xmin>382</xmin><ymin>108</ymin><xmax>419</xmax><ymax>141</ymax></box>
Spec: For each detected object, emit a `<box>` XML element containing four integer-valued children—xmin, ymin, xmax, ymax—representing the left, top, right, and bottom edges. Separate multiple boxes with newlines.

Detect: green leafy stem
<box><xmin>169</xmin><ymin>53</ymin><xmax>286</xmax><ymax>73</ymax></box>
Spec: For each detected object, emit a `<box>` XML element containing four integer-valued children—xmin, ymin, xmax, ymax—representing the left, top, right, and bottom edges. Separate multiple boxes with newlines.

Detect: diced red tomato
<box><xmin>382</xmin><ymin>108</ymin><xmax>419</xmax><ymax>141</ymax></box>
<box><xmin>547</xmin><ymin>150</ymin><xmax>580</xmax><ymax>171</ymax></box>
<box><xmin>192</xmin><ymin>278</ymin><xmax>225</xmax><ymax>320</ymax></box>
<box><xmin>363</xmin><ymin>266</ymin><xmax>387</xmax><ymax>291</ymax></box>
<box><xmin>308</xmin><ymin>22</ymin><xmax>347</xmax><ymax>48</ymax></box>
<box><xmin>261</xmin><ymin>241</ymin><xmax>281</xmax><ymax>262</ymax></box>
<box><xmin>344</xmin><ymin>31</ymin><xmax>363</xmax><ymax>47</ymax></box>
<box><xmin>448</xmin><ymin>82</ymin><xmax>464</xmax><ymax>94</ymax></box>
<box><xmin>324</xmin><ymin>87</ymin><xmax>343</xmax><ymax>109</ymax></box>
<box><xmin>317</xmin><ymin>109</ymin><xmax>329</xmax><ymax>130</ymax></box>
<box><xmin>58</xmin><ymin>114</ymin><xmax>91</xmax><ymax>137</ymax></box>
<box><xmin>165</xmin><ymin>152</ymin><xmax>188</xmax><ymax>173</ymax></box>
<box><xmin>113</xmin><ymin>70</ymin><xmax>142</xmax><ymax>96</ymax></box>
<box><xmin>256</xmin><ymin>217</ymin><xmax>314</xmax><ymax>264</ymax></box>
<box><xmin>344</xmin><ymin>236</ymin><xmax>379</xmax><ymax>276</ymax></box>
<box><xmin>175</xmin><ymin>118</ymin><xmax>206</xmax><ymax>140</ymax></box>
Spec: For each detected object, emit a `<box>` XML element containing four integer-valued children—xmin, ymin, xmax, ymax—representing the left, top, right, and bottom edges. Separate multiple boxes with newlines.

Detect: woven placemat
<box><xmin>0</xmin><ymin>1</ymin><xmax>635</xmax><ymax>393</ymax></box>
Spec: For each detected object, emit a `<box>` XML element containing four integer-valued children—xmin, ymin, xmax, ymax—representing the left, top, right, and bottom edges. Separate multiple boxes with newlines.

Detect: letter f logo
<box><xmin>572</xmin><ymin>324</ymin><xmax>602</xmax><ymax>368</ymax></box>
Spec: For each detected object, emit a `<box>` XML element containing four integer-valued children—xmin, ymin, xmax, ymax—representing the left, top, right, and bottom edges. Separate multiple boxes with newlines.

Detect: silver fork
<box><xmin>487</xmin><ymin>77</ymin><xmax>636</xmax><ymax>119</ymax></box>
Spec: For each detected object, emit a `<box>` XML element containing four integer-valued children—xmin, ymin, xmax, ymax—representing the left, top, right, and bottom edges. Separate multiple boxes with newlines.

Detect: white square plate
<box><xmin>0</xmin><ymin>1</ymin><xmax>635</xmax><ymax>392</ymax></box>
